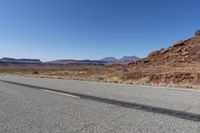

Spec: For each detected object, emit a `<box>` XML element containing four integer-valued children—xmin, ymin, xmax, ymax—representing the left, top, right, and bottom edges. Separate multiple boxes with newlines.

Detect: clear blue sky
<box><xmin>0</xmin><ymin>0</ymin><xmax>200</xmax><ymax>61</ymax></box>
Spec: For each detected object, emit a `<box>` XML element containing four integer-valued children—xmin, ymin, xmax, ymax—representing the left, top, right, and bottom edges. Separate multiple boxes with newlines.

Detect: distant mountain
<box><xmin>100</xmin><ymin>56</ymin><xmax>140</xmax><ymax>64</ymax></box>
<box><xmin>100</xmin><ymin>57</ymin><xmax>118</xmax><ymax>63</ymax></box>
<box><xmin>0</xmin><ymin>55</ymin><xmax>140</xmax><ymax>65</ymax></box>
<box><xmin>48</xmin><ymin>55</ymin><xmax>140</xmax><ymax>65</ymax></box>
<box><xmin>0</xmin><ymin>57</ymin><xmax>41</xmax><ymax>64</ymax></box>
<box><xmin>46</xmin><ymin>59</ymin><xmax>107</xmax><ymax>65</ymax></box>
<box><xmin>118</xmin><ymin>56</ymin><xmax>140</xmax><ymax>63</ymax></box>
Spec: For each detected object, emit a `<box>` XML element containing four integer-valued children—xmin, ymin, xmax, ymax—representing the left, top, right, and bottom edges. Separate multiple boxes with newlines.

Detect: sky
<box><xmin>0</xmin><ymin>0</ymin><xmax>200</xmax><ymax>61</ymax></box>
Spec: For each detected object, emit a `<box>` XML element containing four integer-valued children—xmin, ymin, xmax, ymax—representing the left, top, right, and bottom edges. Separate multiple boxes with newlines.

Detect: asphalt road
<box><xmin>0</xmin><ymin>76</ymin><xmax>200</xmax><ymax>132</ymax></box>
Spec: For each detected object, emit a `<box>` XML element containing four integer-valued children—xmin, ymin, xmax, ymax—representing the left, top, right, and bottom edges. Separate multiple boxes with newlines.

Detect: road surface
<box><xmin>0</xmin><ymin>75</ymin><xmax>200</xmax><ymax>133</ymax></box>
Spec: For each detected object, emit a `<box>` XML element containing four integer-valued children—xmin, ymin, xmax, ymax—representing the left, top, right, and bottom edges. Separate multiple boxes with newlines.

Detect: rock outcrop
<box><xmin>126</xmin><ymin>30</ymin><xmax>200</xmax><ymax>85</ymax></box>
<box><xmin>129</xmin><ymin>30</ymin><xmax>200</xmax><ymax>66</ymax></box>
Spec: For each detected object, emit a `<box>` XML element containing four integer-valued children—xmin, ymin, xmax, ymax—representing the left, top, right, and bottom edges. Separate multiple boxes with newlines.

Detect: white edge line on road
<box><xmin>40</xmin><ymin>89</ymin><xmax>80</xmax><ymax>99</ymax></box>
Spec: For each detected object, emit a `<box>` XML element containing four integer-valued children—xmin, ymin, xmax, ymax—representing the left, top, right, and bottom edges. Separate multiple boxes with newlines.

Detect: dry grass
<box><xmin>1</xmin><ymin>63</ymin><xmax>200</xmax><ymax>89</ymax></box>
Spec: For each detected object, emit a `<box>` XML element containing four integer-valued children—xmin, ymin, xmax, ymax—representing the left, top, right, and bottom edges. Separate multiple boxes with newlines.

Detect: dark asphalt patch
<box><xmin>1</xmin><ymin>80</ymin><xmax>200</xmax><ymax>122</ymax></box>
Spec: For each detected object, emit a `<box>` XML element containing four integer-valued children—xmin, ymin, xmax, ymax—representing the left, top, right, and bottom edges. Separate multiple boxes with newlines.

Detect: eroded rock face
<box><xmin>126</xmin><ymin>30</ymin><xmax>200</xmax><ymax>85</ymax></box>
<box><xmin>129</xmin><ymin>30</ymin><xmax>200</xmax><ymax>66</ymax></box>
<box><xmin>149</xmin><ymin>72</ymin><xmax>200</xmax><ymax>84</ymax></box>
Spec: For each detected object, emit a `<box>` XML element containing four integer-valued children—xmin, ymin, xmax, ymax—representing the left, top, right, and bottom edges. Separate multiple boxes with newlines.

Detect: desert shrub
<box><xmin>32</xmin><ymin>71</ymin><xmax>39</xmax><ymax>75</ymax></box>
<box><xmin>111</xmin><ymin>76</ymin><xmax>120</xmax><ymax>83</ymax></box>
<box><xmin>140</xmin><ymin>76</ymin><xmax>150</xmax><ymax>84</ymax></box>
<box><xmin>97</xmin><ymin>76</ymin><xmax>104</xmax><ymax>81</ymax></box>
<box><xmin>122</xmin><ymin>68</ymin><xmax>129</xmax><ymax>72</ymax></box>
<box><xmin>133</xmin><ymin>66</ymin><xmax>144</xmax><ymax>72</ymax></box>
<box><xmin>187</xmin><ymin>59</ymin><xmax>195</xmax><ymax>64</ymax></box>
<box><xmin>185</xmin><ymin>85</ymin><xmax>193</xmax><ymax>89</ymax></box>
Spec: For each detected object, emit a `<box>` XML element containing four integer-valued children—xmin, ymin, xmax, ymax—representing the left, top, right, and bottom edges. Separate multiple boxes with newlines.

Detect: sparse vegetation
<box><xmin>97</xmin><ymin>76</ymin><xmax>105</xmax><ymax>81</ymax></box>
<box><xmin>122</xmin><ymin>67</ymin><xmax>129</xmax><ymax>72</ymax></box>
<box><xmin>140</xmin><ymin>77</ymin><xmax>150</xmax><ymax>84</ymax></box>
<box><xmin>32</xmin><ymin>71</ymin><xmax>39</xmax><ymax>75</ymax></box>
<box><xmin>1</xmin><ymin>62</ymin><xmax>200</xmax><ymax>89</ymax></box>
<box><xmin>110</xmin><ymin>76</ymin><xmax>121</xmax><ymax>83</ymax></box>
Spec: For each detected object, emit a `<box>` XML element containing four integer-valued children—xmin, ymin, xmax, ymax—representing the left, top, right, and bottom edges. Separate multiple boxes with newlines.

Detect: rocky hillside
<box><xmin>130</xmin><ymin>30</ymin><xmax>200</xmax><ymax>66</ymax></box>
<box><xmin>125</xmin><ymin>30</ymin><xmax>200</xmax><ymax>86</ymax></box>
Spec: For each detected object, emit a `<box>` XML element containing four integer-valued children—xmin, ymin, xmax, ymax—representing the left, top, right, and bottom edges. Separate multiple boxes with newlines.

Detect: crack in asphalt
<box><xmin>1</xmin><ymin>80</ymin><xmax>200</xmax><ymax>122</ymax></box>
